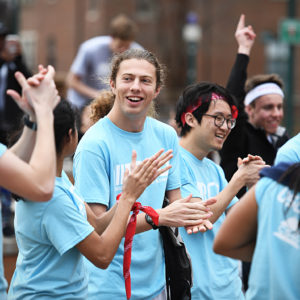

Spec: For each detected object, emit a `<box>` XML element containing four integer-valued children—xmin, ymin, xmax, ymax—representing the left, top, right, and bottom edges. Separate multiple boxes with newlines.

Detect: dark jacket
<box><xmin>0</xmin><ymin>55</ymin><xmax>31</xmax><ymax>145</ymax></box>
<box><xmin>220</xmin><ymin>54</ymin><xmax>289</xmax><ymax>197</ymax></box>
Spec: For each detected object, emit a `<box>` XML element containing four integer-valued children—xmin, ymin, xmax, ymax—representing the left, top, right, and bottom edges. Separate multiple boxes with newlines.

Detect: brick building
<box><xmin>1</xmin><ymin>0</ymin><xmax>300</xmax><ymax>132</ymax></box>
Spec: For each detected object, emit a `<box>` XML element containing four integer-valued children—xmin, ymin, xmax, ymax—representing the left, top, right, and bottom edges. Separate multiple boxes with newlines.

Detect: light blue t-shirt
<box><xmin>275</xmin><ymin>133</ymin><xmax>300</xmax><ymax>164</ymax></box>
<box><xmin>0</xmin><ymin>143</ymin><xmax>8</xmax><ymax>300</ymax></box>
<box><xmin>68</xmin><ymin>36</ymin><xmax>143</xmax><ymax>109</ymax></box>
<box><xmin>8</xmin><ymin>173</ymin><xmax>94</xmax><ymax>300</ymax></box>
<box><xmin>179</xmin><ymin>147</ymin><xmax>243</xmax><ymax>300</ymax></box>
<box><xmin>246</xmin><ymin>177</ymin><xmax>300</xmax><ymax>300</ymax></box>
<box><xmin>74</xmin><ymin>116</ymin><xmax>181</xmax><ymax>300</ymax></box>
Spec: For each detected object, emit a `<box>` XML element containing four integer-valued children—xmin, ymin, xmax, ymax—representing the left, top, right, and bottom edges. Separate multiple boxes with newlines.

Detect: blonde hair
<box><xmin>89</xmin><ymin>91</ymin><xmax>114</xmax><ymax>124</ymax></box>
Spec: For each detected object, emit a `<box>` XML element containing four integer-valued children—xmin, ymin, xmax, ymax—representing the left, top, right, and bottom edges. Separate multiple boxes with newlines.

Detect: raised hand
<box><xmin>120</xmin><ymin>149</ymin><xmax>173</xmax><ymax>205</ymax></box>
<box><xmin>235</xmin><ymin>14</ymin><xmax>256</xmax><ymax>55</ymax></box>
<box><xmin>237</xmin><ymin>155</ymin><xmax>268</xmax><ymax>188</ymax></box>
<box><xmin>7</xmin><ymin>65</ymin><xmax>60</xmax><ymax>120</ymax></box>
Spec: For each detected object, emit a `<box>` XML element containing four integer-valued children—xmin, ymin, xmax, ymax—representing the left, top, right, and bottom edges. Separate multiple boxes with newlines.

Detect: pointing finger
<box><xmin>236</xmin><ymin>14</ymin><xmax>245</xmax><ymax>31</ymax></box>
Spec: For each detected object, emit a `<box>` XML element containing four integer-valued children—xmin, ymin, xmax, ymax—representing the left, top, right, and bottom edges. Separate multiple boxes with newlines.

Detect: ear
<box><xmin>245</xmin><ymin>104</ymin><xmax>253</xmax><ymax>116</ymax></box>
<box><xmin>68</xmin><ymin>128</ymin><xmax>73</xmax><ymax>138</ymax></box>
<box><xmin>110</xmin><ymin>79</ymin><xmax>116</xmax><ymax>94</ymax></box>
<box><xmin>185</xmin><ymin>112</ymin><xmax>197</xmax><ymax>128</ymax></box>
<box><xmin>64</xmin><ymin>128</ymin><xmax>73</xmax><ymax>143</ymax></box>
<box><xmin>154</xmin><ymin>86</ymin><xmax>161</xmax><ymax>99</ymax></box>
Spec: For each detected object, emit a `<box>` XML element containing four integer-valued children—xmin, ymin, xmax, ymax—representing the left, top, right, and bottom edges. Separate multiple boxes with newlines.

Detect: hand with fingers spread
<box><xmin>158</xmin><ymin>195</ymin><xmax>215</xmax><ymax>229</ymax></box>
<box><xmin>235</xmin><ymin>14</ymin><xmax>256</xmax><ymax>55</ymax></box>
<box><xmin>120</xmin><ymin>149</ymin><xmax>173</xmax><ymax>206</ymax></box>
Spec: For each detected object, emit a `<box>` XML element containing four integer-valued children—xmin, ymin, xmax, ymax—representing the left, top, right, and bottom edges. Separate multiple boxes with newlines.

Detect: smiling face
<box><xmin>193</xmin><ymin>100</ymin><xmax>232</xmax><ymax>154</ymax></box>
<box><xmin>109</xmin><ymin>58</ymin><xmax>160</xmax><ymax>130</ymax></box>
<box><xmin>246</xmin><ymin>94</ymin><xmax>283</xmax><ymax>135</ymax></box>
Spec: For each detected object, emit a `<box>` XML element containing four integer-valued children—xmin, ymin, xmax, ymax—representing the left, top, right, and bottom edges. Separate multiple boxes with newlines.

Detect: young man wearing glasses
<box><xmin>175</xmin><ymin>82</ymin><xmax>266</xmax><ymax>299</ymax></box>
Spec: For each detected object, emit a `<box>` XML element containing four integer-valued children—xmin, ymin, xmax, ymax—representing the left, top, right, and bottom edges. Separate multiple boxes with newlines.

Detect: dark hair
<box><xmin>53</xmin><ymin>99</ymin><xmax>78</xmax><ymax>154</ymax></box>
<box><xmin>278</xmin><ymin>163</ymin><xmax>300</xmax><ymax>230</ymax></box>
<box><xmin>109</xmin><ymin>14</ymin><xmax>137</xmax><ymax>41</ymax></box>
<box><xmin>175</xmin><ymin>82</ymin><xmax>237</xmax><ymax>137</ymax></box>
<box><xmin>110</xmin><ymin>49</ymin><xmax>166</xmax><ymax>90</ymax></box>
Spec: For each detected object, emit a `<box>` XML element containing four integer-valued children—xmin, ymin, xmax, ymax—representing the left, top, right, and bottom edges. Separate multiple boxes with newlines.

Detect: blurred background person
<box><xmin>220</xmin><ymin>14</ymin><xmax>289</xmax><ymax>291</ymax></box>
<box><xmin>0</xmin><ymin>25</ymin><xmax>31</xmax><ymax>146</ymax></box>
<box><xmin>66</xmin><ymin>14</ymin><xmax>143</xmax><ymax>110</ymax></box>
<box><xmin>221</xmin><ymin>15</ymin><xmax>288</xmax><ymax>197</ymax></box>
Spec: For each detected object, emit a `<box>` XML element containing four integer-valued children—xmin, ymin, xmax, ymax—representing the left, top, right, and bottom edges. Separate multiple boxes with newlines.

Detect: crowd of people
<box><xmin>0</xmin><ymin>12</ymin><xmax>298</xmax><ymax>300</ymax></box>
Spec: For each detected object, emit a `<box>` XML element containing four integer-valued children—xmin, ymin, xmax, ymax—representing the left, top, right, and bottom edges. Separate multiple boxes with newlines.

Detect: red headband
<box><xmin>181</xmin><ymin>92</ymin><xmax>238</xmax><ymax>126</ymax></box>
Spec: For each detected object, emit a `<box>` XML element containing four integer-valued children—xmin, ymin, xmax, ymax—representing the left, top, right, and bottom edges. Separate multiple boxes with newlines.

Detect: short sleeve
<box><xmin>165</xmin><ymin>129</ymin><xmax>181</xmax><ymax>191</ymax></box>
<box><xmin>217</xmin><ymin>164</ymin><xmax>238</xmax><ymax>209</ymax></box>
<box><xmin>42</xmin><ymin>191</ymin><xmax>94</xmax><ymax>255</ymax></box>
<box><xmin>275</xmin><ymin>149</ymin><xmax>295</xmax><ymax>164</ymax></box>
<box><xmin>180</xmin><ymin>156</ymin><xmax>201</xmax><ymax>199</ymax></box>
<box><xmin>74</xmin><ymin>148</ymin><xmax>110</xmax><ymax>206</ymax></box>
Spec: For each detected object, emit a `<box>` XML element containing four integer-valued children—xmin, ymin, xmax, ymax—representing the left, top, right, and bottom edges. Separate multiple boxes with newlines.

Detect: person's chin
<box><xmin>212</xmin><ymin>142</ymin><xmax>223</xmax><ymax>151</ymax></box>
<box><xmin>266</xmin><ymin>127</ymin><xmax>279</xmax><ymax>135</ymax></box>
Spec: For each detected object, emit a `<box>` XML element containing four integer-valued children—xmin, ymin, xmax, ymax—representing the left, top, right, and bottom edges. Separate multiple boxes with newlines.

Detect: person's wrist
<box><xmin>231</xmin><ymin>170</ymin><xmax>245</xmax><ymax>189</ymax></box>
<box><xmin>28</xmin><ymin>113</ymin><xmax>36</xmax><ymax>122</ymax></box>
<box><xmin>23</xmin><ymin>114</ymin><xmax>37</xmax><ymax>131</ymax></box>
<box><xmin>238</xmin><ymin>45</ymin><xmax>251</xmax><ymax>55</ymax></box>
<box><xmin>117</xmin><ymin>193</ymin><xmax>136</xmax><ymax>209</ymax></box>
<box><xmin>145</xmin><ymin>214</ymin><xmax>159</xmax><ymax>230</ymax></box>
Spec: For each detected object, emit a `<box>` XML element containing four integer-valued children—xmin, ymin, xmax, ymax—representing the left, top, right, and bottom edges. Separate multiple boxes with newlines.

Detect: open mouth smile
<box><xmin>126</xmin><ymin>96</ymin><xmax>144</xmax><ymax>103</ymax></box>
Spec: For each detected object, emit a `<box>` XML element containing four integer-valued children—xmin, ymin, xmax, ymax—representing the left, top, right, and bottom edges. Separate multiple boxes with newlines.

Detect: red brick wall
<box><xmin>18</xmin><ymin>0</ymin><xmax>300</xmax><ymax>133</ymax></box>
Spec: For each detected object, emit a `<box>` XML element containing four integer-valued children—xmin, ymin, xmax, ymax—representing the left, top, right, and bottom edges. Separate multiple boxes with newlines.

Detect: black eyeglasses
<box><xmin>201</xmin><ymin>114</ymin><xmax>236</xmax><ymax>129</ymax></box>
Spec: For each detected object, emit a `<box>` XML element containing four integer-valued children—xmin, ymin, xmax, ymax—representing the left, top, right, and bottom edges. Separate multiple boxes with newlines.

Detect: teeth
<box><xmin>127</xmin><ymin>97</ymin><xmax>142</xmax><ymax>102</ymax></box>
<box><xmin>216</xmin><ymin>135</ymin><xmax>224</xmax><ymax>138</ymax></box>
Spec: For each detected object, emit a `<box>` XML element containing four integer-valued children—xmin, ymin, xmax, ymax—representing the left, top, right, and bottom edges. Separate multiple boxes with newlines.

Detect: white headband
<box><xmin>244</xmin><ymin>83</ymin><xmax>284</xmax><ymax>106</ymax></box>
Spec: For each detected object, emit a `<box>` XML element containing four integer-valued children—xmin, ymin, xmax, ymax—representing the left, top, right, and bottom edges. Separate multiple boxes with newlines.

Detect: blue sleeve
<box><xmin>217</xmin><ymin>164</ymin><xmax>239</xmax><ymax>209</ymax></box>
<box><xmin>42</xmin><ymin>192</ymin><xmax>94</xmax><ymax>255</ymax></box>
<box><xmin>0</xmin><ymin>143</ymin><xmax>7</xmax><ymax>157</ymax></box>
<box><xmin>74</xmin><ymin>147</ymin><xmax>110</xmax><ymax>206</ymax></box>
<box><xmin>275</xmin><ymin>151</ymin><xmax>294</xmax><ymax>164</ymax></box>
<box><xmin>165</xmin><ymin>130</ymin><xmax>181</xmax><ymax>191</ymax></box>
<box><xmin>180</xmin><ymin>156</ymin><xmax>202</xmax><ymax>199</ymax></box>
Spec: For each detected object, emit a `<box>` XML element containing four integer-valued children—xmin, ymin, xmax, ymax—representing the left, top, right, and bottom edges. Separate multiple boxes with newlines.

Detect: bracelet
<box><xmin>24</xmin><ymin>115</ymin><xmax>37</xmax><ymax>131</ymax></box>
<box><xmin>145</xmin><ymin>214</ymin><xmax>159</xmax><ymax>230</ymax></box>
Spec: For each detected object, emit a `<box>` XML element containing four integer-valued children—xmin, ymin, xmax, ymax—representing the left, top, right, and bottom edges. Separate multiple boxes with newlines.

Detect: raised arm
<box><xmin>0</xmin><ymin>66</ymin><xmax>60</xmax><ymax>201</ymax></box>
<box><xmin>226</xmin><ymin>14</ymin><xmax>256</xmax><ymax>101</ymax></box>
<box><xmin>220</xmin><ymin>14</ymin><xmax>256</xmax><ymax>184</ymax></box>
